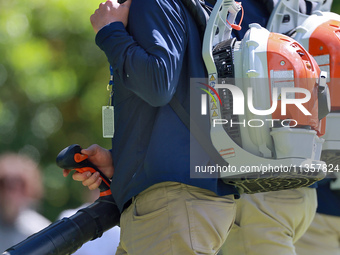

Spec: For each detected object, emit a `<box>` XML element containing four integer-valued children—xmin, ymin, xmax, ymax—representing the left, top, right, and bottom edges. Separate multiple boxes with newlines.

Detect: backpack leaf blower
<box><xmin>200</xmin><ymin>0</ymin><xmax>330</xmax><ymax>193</ymax></box>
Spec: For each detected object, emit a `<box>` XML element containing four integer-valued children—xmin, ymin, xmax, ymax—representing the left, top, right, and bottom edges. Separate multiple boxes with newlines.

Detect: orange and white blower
<box><xmin>201</xmin><ymin>0</ymin><xmax>330</xmax><ymax>193</ymax></box>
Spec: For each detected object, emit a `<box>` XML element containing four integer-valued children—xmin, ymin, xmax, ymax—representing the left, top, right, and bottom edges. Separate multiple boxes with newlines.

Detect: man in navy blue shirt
<box><xmin>64</xmin><ymin>0</ymin><xmax>239</xmax><ymax>254</ymax></box>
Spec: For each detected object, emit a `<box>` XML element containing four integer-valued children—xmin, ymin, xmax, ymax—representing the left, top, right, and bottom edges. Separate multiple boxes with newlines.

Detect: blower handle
<box><xmin>56</xmin><ymin>144</ymin><xmax>112</xmax><ymax>197</ymax></box>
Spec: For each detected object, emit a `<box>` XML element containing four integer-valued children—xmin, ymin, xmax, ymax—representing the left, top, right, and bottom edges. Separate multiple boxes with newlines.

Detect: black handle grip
<box><xmin>56</xmin><ymin>144</ymin><xmax>112</xmax><ymax>196</ymax></box>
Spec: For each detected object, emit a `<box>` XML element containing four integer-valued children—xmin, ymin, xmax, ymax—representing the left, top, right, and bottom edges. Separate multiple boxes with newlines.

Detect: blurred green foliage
<box><xmin>0</xmin><ymin>0</ymin><xmax>340</xmax><ymax>222</ymax></box>
<box><xmin>0</xmin><ymin>0</ymin><xmax>111</xmax><ymax>221</ymax></box>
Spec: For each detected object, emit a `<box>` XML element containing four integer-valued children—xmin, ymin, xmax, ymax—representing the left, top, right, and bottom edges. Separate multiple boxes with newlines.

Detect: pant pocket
<box><xmin>132</xmin><ymin>202</ymin><xmax>168</xmax><ymax>220</ymax></box>
<box><xmin>186</xmin><ymin>199</ymin><xmax>236</xmax><ymax>254</ymax></box>
<box><xmin>263</xmin><ymin>189</ymin><xmax>305</xmax><ymax>204</ymax></box>
<box><xmin>126</xmin><ymin>197</ymin><xmax>170</xmax><ymax>254</ymax></box>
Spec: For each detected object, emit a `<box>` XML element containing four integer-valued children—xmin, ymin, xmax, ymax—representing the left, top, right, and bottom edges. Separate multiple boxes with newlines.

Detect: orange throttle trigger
<box><xmin>56</xmin><ymin>144</ymin><xmax>112</xmax><ymax>197</ymax></box>
<box><xmin>73</xmin><ymin>167</ymin><xmax>96</xmax><ymax>174</ymax></box>
<box><xmin>74</xmin><ymin>153</ymin><xmax>88</xmax><ymax>163</ymax></box>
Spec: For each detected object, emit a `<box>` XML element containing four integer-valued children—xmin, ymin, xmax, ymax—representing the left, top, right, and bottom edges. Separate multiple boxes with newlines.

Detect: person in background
<box><xmin>0</xmin><ymin>153</ymin><xmax>50</xmax><ymax>252</ymax></box>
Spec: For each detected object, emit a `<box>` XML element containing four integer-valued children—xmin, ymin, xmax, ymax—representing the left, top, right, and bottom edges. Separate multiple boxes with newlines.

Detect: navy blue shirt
<box><xmin>95</xmin><ymin>0</ymin><xmax>238</xmax><ymax>212</ymax></box>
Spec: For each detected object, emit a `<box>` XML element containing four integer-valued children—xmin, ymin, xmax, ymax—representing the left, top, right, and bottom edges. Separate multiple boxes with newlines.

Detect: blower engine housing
<box><xmin>204</xmin><ymin>16</ymin><xmax>328</xmax><ymax>193</ymax></box>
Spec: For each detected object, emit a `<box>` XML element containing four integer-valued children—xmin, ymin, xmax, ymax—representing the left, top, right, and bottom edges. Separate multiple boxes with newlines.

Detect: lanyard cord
<box><xmin>109</xmin><ymin>66</ymin><xmax>114</xmax><ymax>86</ymax></box>
<box><xmin>107</xmin><ymin>66</ymin><xmax>114</xmax><ymax>106</ymax></box>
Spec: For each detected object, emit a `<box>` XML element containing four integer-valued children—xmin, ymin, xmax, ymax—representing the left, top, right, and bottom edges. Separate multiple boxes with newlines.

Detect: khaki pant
<box><xmin>219</xmin><ymin>188</ymin><xmax>317</xmax><ymax>255</ymax></box>
<box><xmin>116</xmin><ymin>181</ymin><xmax>236</xmax><ymax>255</ymax></box>
<box><xmin>295</xmin><ymin>213</ymin><xmax>340</xmax><ymax>255</ymax></box>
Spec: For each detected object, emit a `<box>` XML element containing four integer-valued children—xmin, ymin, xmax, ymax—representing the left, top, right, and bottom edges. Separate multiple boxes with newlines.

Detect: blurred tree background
<box><xmin>0</xmin><ymin>0</ymin><xmax>112</xmax><ymax>221</ymax></box>
<box><xmin>0</xmin><ymin>0</ymin><xmax>340</xmax><ymax>222</ymax></box>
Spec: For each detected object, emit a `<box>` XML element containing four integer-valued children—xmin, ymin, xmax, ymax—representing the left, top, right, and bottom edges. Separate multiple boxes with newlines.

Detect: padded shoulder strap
<box><xmin>180</xmin><ymin>0</ymin><xmax>212</xmax><ymax>40</ymax></box>
<box><xmin>169</xmin><ymin>97</ymin><xmax>229</xmax><ymax>167</ymax></box>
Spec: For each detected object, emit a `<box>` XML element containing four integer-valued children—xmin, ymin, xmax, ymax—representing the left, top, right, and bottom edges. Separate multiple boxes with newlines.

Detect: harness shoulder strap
<box><xmin>180</xmin><ymin>0</ymin><xmax>212</xmax><ymax>39</ymax></box>
<box><xmin>169</xmin><ymin>97</ymin><xmax>228</xmax><ymax>167</ymax></box>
